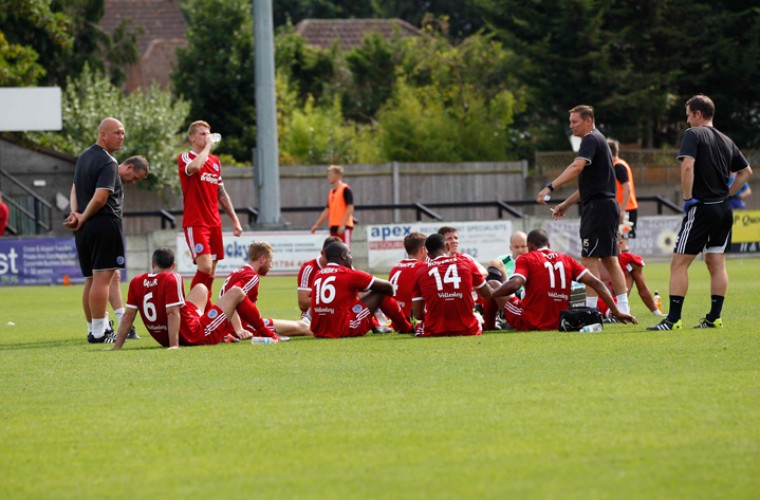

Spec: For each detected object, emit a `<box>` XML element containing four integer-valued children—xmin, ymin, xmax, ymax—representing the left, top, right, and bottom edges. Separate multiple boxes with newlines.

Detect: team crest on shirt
<box><xmin>207</xmin><ymin>309</ymin><xmax>219</xmax><ymax>319</ymax></box>
<box><xmin>213</xmin><ymin>163</ymin><xmax>220</xmax><ymax>171</ymax></box>
<box><xmin>195</xmin><ymin>243</ymin><xmax>204</xmax><ymax>253</ymax></box>
<box><xmin>352</xmin><ymin>304</ymin><xmax>362</xmax><ymax>313</ymax></box>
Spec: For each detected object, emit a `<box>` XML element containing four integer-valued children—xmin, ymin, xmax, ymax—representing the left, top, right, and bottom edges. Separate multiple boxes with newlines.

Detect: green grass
<box><xmin>1</xmin><ymin>258</ymin><xmax>759</xmax><ymax>499</ymax></box>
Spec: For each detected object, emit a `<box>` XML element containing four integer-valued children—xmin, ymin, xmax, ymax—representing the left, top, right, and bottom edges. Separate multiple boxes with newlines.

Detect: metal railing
<box><xmin>0</xmin><ymin>169</ymin><xmax>53</xmax><ymax>235</ymax></box>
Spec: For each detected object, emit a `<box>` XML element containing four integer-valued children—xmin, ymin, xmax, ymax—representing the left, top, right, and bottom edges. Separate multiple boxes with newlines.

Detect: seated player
<box><xmin>411</xmin><ymin>233</ymin><xmax>493</xmax><ymax>337</ymax></box>
<box><xmin>112</xmin><ymin>247</ymin><xmax>259</xmax><ymax>349</ymax></box>
<box><xmin>597</xmin><ymin>233</ymin><xmax>664</xmax><ymax>318</ymax></box>
<box><xmin>480</xmin><ymin>230</ymin><xmax>529</xmax><ymax>329</ymax></box>
<box><xmin>437</xmin><ymin>225</ymin><xmax>488</xmax><ymax>276</ymax></box>
<box><xmin>220</xmin><ymin>241</ymin><xmax>313</xmax><ymax>340</ymax></box>
<box><xmin>388</xmin><ymin>232</ymin><xmax>427</xmax><ymax>332</ymax></box>
<box><xmin>296</xmin><ymin>236</ymin><xmax>342</xmax><ymax>321</ymax></box>
<box><xmin>492</xmin><ymin>230</ymin><xmax>636</xmax><ymax>331</ymax></box>
<box><xmin>309</xmin><ymin>241</ymin><xmax>412</xmax><ymax>338</ymax></box>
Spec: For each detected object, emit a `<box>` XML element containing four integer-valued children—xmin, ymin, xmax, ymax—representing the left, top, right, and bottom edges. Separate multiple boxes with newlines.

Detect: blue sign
<box><xmin>0</xmin><ymin>237</ymin><xmax>85</xmax><ymax>286</ymax></box>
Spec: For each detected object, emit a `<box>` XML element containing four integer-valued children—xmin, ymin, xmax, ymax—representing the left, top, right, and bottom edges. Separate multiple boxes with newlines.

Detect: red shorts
<box><xmin>501</xmin><ymin>296</ymin><xmax>540</xmax><ymax>332</ymax></box>
<box><xmin>184</xmin><ymin>225</ymin><xmax>224</xmax><ymax>263</ymax></box>
<box><xmin>416</xmin><ymin>326</ymin><xmax>482</xmax><ymax>337</ymax></box>
<box><xmin>181</xmin><ymin>303</ymin><xmax>235</xmax><ymax>345</ymax></box>
<box><xmin>329</xmin><ymin>227</ymin><xmax>352</xmax><ymax>247</ymax></box>
<box><xmin>315</xmin><ymin>301</ymin><xmax>375</xmax><ymax>338</ymax></box>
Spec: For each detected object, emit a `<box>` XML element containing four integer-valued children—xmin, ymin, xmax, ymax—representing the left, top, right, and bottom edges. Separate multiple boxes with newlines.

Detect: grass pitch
<box><xmin>1</xmin><ymin>258</ymin><xmax>759</xmax><ymax>498</ymax></box>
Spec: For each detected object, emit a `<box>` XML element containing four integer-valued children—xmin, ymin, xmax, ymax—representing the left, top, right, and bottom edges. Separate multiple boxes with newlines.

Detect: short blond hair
<box><xmin>247</xmin><ymin>241</ymin><xmax>273</xmax><ymax>262</ymax></box>
<box><xmin>187</xmin><ymin>120</ymin><xmax>211</xmax><ymax>137</ymax></box>
<box><xmin>327</xmin><ymin>165</ymin><xmax>344</xmax><ymax>176</ymax></box>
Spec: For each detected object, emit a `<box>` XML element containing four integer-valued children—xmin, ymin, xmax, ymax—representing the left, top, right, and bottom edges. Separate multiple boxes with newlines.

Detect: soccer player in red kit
<box><xmin>309</xmin><ymin>241</ymin><xmax>412</xmax><ymax>338</ymax></box>
<box><xmin>112</xmin><ymin>247</ymin><xmax>257</xmax><ymax>349</ymax></box>
<box><xmin>388</xmin><ymin>232</ymin><xmax>427</xmax><ymax>329</ymax></box>
<box><xmin>296</xmin><ymin>236</ymin><xmax>341</xmax><ymax>320</ymax></box>
<box><xmin>492</xmin><ymin>230</ymin><xmax>636</xmax><ymax>331</ymax></box>
<box><xmin>178</xmin><ymin>120</ymin><xmax>243</xmax><ymax>308</ymax></box>
<box><xmin>221</xmin><ymin>241</ymin><xmax>312</xmax><ymax>339</ymax></box>
<box><xmin>412</xmin><ymin>233</ymin><xmax>493</xmax><ymax>337</ymax></box>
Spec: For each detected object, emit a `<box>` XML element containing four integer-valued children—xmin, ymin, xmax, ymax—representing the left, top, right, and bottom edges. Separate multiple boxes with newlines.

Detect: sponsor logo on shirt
<box><xmin>315</xmin><ymin>307</ymin><xmax>335</xmax><ymax>314</ymax></box>
<box><xmin>438</xmin><ymin>292</ymin><xmax>463</xmax><ymax>299</ymax></box>
<box><xmin>547</xmin><ymin>291</ymin><xmax>569</xmax><ymax>300</ymax></box>
<box><xmin>352</xmin><ymin>304</ymin><xmax>362</xmax><ymax>313</ymax></box>
<box><xmin>213</xmin><ymin>163</ymin><xmax>220</xmax><ymax>171</ymax></box>
<box><xmin>208</xmin><ymin>309</ymin><xmax>219</xmax><ymax>319</ymax></box>
<box><xmin>200</xmin><ymin>172</ymin><xmax>220</xmax><ymax>184</ymax></box>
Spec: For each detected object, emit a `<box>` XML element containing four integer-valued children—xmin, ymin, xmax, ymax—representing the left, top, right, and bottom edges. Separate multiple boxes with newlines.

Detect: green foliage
<box><xmin>29</xmin><ymin>65</ymin><xmax>190</xmax><ymax>192</ymax></box>
<box><xmin>173</xmin><ymin>0</ymin><xmax>256</xmax><ymax>162</ymax></box>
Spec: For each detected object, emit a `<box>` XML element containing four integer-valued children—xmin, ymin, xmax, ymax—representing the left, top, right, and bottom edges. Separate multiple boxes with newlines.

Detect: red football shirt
<box><xmin>619</xmin><ymin>251</ymin><xmax>645</xmax><ymax>274</ymax></box>
<box><xmin>297</xmin><ymin>257</ymin><xmax>323</xmax><ymax>292</ymax></box>
<box><xmin>126</xmin><ymin>271</ymin><xmax>197</xmax><ymax>346</ymax></box>
<box><xmin>220</xmin><ymin>263</ymin><xmax>260</xmax><ymax>302</ymax></box>
<box><xmin>389</xmin><ymin>258</ymin><xmax>425</xmax><ymax>317</ymax></box>
<box><xmin>412</xmin><ymin>255</ymin><xmax>485</xmax><ymax>336</ymax></box>
<box><xmin>512</xmin><ymin>248</ymin><xmax>588</xmax><ymax>330</ymax></box>
<box><xmin>310</xmin><ymin>264</ymin><xmax>374</xmax><ymax>338</ymax></box>
<box><xmin>178</xmin><ymin>150</ymin><xmax>223</xmax><ymax>227</ymax></box>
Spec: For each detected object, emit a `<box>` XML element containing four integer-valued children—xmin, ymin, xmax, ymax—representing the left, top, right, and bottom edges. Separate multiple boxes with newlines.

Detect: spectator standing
<box><xmin>536</xmin><ymin>105</ymin><xmax>630</xmax><ymax>315</ymax></box>
<box><xmin>66</xmin><ymin>118</ymin><xmax>148</xmax><ymax>343</ymax></box>
<box><xmin>649</xmin><ymin>95</ymin><xmax>753</xmax><ymax>330</ymax></box>
<box><xmin>608</xmin><ymin>139</ymin><xmax>638</xmax><ymax>250</ymax></box>
<box><xmin>311</xmin><ymin>165</ymin><xmax>355</xmax><ymax>246</ymax></box>
<box><xmin>178</xmin><ymin>120</ymin><xmax>243</xmax><ymax>309</ymax></box>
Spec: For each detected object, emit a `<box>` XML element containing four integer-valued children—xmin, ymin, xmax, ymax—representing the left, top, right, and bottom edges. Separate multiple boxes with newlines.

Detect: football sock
<box><xmin>236</xmin><ymin>295</ymin><xmax>268</xmax><ymax>333</ymax></box>
<box><xmin>706</xmin><ymin>295</ymin><xmax>724</xmax><ymax>321</ymax></box>
<box><xmin>615</xmin><ymin>293</ymin><xmax>630</xmax><ymax>314</ymax></box>
<box><xmin>380</xmin><ymin>296</ymin><xmax>412</xmax><ymax>333</ymax></box>
<box><xmin>87</xmin><ymin>321</ymin><xmax>92</xmax><ymax>334</ymax></box>
<box><xmin>91</xmin><ymin>317</ymin><xmax>107</xmax><ymax>339</ymax></box>
<box><xmin>667</xmin><ymin>295</ymin><xmax>684</xmax><ymax>322</ymax></box>
<box><xmin>192</xmin><ymin>270</ymin><xmax>215</xmax><ymax>311</ymax></box>
<box><xmin>586</xmin><ymin>296</ymin><xmax>598</xmax><ymax>309</ymax></box>
<box><xmin>481</xmin><ymin>298</ymin><xmax>499</xmax><ymax>330</ymax></box>
<box><xmin>113</xmin><ymin>307</ymin><xmax>125</xmax><ymax>325</ymax></box>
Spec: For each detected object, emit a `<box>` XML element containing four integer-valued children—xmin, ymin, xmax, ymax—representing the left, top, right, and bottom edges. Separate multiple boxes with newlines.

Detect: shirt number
<box><xmin>143</xmin><ymin>292</ymin><xmax>157</xmax><ymax>322</ymax></box>
<box><xmin>543</xmin><ymin>261</ymin><xmax>567</xmax><ymax>289</ymax></box>
<box><xmin>314</xmin><ymin>276</ymin><xmax>337</xmax><ymax>304</ymax></box>
<box><xmin>428</xmin><ymin>264</ymin><xmax>462</xmax><ymax>290</ymax></box>
<box><xmin>389</xmin><ymin>270</ymin><xmax>401</xmax><ymax>295</ymax></box>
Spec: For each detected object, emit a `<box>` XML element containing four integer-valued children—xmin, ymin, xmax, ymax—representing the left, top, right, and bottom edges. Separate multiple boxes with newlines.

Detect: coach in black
<box><xmin>536</xmin><ymin>105</ymin><xmax>631</xmax><ymax>315</ymax></box>
<box><xmin>649</xmin><ymin>95</ymin><xmax>753</xmax><ymax>331</ymax></box>
<box><xmin>66</xmin><ymin>117</ymin><xmax>148</xmax><ymax>343</ymax></box>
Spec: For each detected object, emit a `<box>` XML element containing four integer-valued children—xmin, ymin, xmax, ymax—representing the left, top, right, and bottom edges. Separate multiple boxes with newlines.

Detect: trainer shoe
<box><xmin>88</xmin><ymin>331</ymin><xmax>116</xmax><ymax>343</ymax></box>
<box><xmin>694</xmin><ymin>317</ymin><xmax>723</xmax><ymax>329</ymax></box>
<box><xmin>126</xmin><ymin>326</ymin><xmax>141</xmax><ymax>340</ymax></box>
<box><xmin>646</xmin><ymin>318</ymin><xmax>683</xmax><ymax>331</ymax></box>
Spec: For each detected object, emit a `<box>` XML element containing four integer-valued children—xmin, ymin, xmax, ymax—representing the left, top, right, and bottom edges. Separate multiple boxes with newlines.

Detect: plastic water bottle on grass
<box><xmin>580</xmin><ymin>323</ymin><xmax>603</xmax><ymax>333</ymax></box>
<box><xmin>251</xmin><ymin>337</ymin><xmax>278</xmax><ymax>345</ymax></box>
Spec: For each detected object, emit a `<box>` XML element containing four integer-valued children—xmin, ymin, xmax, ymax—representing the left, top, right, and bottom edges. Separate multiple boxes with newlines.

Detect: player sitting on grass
<box><xmin>491</xmin><ymin>229</ymin><xmax>637</xmax><ymax>331</ymax></box>
<box><xmin>112</xmin><ymin>247</ymin><xmax>260</xmax><ymax>349</ymax></box>
<box><xmin>388</xmin><ymin>232</ymin><xmax>427</xmax><ymax>333</ymax></box>
<box><xmin>296</xmin><ymin>236</ymin><xmax>342</xmax><ymax>322</ymax></box>
<box><xmin>309</xmin><ymin>241</ymin><xmax>412</xmax><ymax>338</ymax></box>
<box><xmin>220</xmin><ymin>241</ymin><xmax>312</xmax><ymax>340</ymax></box>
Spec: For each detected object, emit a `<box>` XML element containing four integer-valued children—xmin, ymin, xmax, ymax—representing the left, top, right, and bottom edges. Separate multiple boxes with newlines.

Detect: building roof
<box><xmin>294</xmin><ymin>19</ymin><xmax>421</xmax><ymax>51</ymax></box>
<box><xmin>100</xmin><ymin>0</ymin><xmax>188</xmax><ymax>90</ymax></box>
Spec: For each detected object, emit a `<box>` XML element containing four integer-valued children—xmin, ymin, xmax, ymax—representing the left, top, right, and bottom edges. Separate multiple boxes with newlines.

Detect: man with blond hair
<box><xmin>311</xmin><ymin>165</ymin><xmax>355</xmax><ymax>246</ymax></box>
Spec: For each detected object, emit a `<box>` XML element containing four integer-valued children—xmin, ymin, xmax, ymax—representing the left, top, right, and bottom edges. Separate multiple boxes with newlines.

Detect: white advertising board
<box><xmin>0</xmin><ymin>87</ymin><xmax>62</xmax><ymax>131</ymax></box>
<box><xmin>176</xmin><ymin>231</ymin><xmax>325</xmax><ymax>277</ymax></box>
<box><xmin>366</xmin><ymin>220</ymin><xmax>513</xmax><ymax>273</ymax></box>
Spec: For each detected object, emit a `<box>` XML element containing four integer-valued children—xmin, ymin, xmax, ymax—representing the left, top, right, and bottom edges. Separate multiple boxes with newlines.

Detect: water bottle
<box><xmin>654</xmin><ymin>291</ymin><xmax>663</xmax><ymax>314</ymax></box>
<box><xmin>580</xmin><ymin>323</ymin><xmax>603</xmax><ymax>333</ymax></box>
<box><xmin>209</xmin><ymin>133</ymin><xmax>222</xmax><ymax>143</ymax></box>
<box><xmin>251</xmin><ymin>336</ymin><xmax>278</xmax><ymax>345</ymax></box>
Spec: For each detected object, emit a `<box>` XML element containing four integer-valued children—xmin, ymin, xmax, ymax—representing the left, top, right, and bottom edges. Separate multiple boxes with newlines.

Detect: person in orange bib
<box><xmin>311</xmin><ymin>165</ymin><xmax>355</xmax><ymax>247</ymax></box>
<box><xmin>608</xmin><ymin>139</ymin><xmax>638</xmax><ymax>251</ymax></box>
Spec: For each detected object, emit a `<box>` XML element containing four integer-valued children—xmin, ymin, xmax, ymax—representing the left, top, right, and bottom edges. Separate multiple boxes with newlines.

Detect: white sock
<box><xmin>586</xmin><ymin>296</ymin><xmax>598</xmax><ymax>309</ymax></box>
<box><xmin>87</xmin><ymin>321</ymin><xmax>92</xmax><ymax>334</ymax></box>
<box><xmin>616</xmin><ymin>293</ymin><xmax>630</xmax><ymax>314</ymax></box>
<box><xmin>114</xmin><ymin>308</ymin><xmax>125</xmax><ymax>325</ymax></box>
<box><xmin>92</xmin><ymin>317</ymin><xmax>107</xmax><ymax>338</ymax></box>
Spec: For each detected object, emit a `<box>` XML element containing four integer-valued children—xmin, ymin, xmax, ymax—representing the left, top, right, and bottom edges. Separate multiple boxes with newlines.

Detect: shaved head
<box><xmin>97</xmin><ymin>117</ymin><xmax>125</xmax><ymax>153</ymax></box>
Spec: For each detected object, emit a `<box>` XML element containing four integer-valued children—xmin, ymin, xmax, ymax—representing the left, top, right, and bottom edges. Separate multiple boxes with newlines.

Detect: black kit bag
<box><xmin>558</xmin><ymin>307</ymin><xmax>603</xmax><ymax>332</ymax></box>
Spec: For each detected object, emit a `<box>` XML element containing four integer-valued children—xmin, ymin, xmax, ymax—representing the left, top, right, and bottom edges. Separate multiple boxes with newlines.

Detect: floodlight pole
<box><xmin>253</xmin><ymin>0</ymin><xmax>286</xmax><ymax>227</ymax></box>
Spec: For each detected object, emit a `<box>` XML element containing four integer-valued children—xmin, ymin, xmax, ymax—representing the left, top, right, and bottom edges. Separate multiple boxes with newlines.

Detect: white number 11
<box><xmin>543</xmin><ymin>261</ymin><xmax>567</xmax><ymax>289</ymax></box>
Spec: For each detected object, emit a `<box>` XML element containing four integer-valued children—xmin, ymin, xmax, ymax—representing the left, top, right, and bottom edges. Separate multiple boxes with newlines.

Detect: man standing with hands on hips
<box><xmin>178</xmin><ymin>121</ymin><xmax>242</xmax><ymax>308</ymax></box>
<box><xmin>649</xmin><ymin>95</ymin><xmax>752</xmax><ymax>330</ymax></box>
<box><xmin>536</xmin><ymin>105</ymin><xmax>630</xmax><ymax>315</ymax></box>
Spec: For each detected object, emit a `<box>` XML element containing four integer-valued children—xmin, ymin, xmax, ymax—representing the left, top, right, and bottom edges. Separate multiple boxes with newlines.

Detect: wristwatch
<box><xmin>545</xmin><ymin>182</ymin><xmax>554</xmax><ymax>192</ymax></box>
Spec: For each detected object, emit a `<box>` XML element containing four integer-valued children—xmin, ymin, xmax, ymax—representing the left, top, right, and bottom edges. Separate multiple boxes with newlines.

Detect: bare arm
<box><xmin>551</xmin><ymin>190</ymin><xmax>581</xmax><ymax>220</ymax></box>
<box><xmin>338</xmin><ymin>204</ymin><xmax>354</xmax><ymax>234</ymax></box>
<box><xmin>729</xmin><ymin>166</ymin><xmax>753</xmax><ymax>197</ymax></box>
<box><xmin>297</xmin><ymin>290</ymin><xmax>311</xmax><ymax>312</ymax></box>
<box><xmin>476</xmin><ymin>281</ymin><xmax>493</xmax><ymax>300</ymax></box>
<box><xmin>579</xmin><ymin>272</ymin><xmax>637</xmax><ymax>324</ymax></box>
<box><xmin>537</xmin><ymin>158</ymin><xmax>587</xmax><ymax>205</ymax></box>
<box><xmin>412</xmin><ymin>299</ymin><xmax>425</xmax><ymax>322</ymax></box>
<box><xmin>619</xmin><ymin>182</ymin><xmax>631</xmax><ymax>223</ymax></box>
<box><xmin>112</xmin><ymin>308</ymin><xmax>138</xmax><ymax>349</ymax></box>
<box><xmin>218</xmin><ymin>184</ymin><xmax>242</xmax><ymax>236</ymax></box>
<box><xmin>311</xmin><ymin>207</ymin><xmax>329</xmax><ymax>233</ymax></box>
<box><xmin>69</xmin><ymin>184</ymin><xmax>78</xmax><ymax>212</ymax></box>
<box><xmin>185</xmin><ymin>140</ymin><xmax>212</xmax><ymax>175</ymax></box>
<box><xmin>166</xmin><ymin>305</ymin><xmax>181</xmax><ymax>349</ymax></box>
<box><xmin>630</xmin><ymin>265</ymin><xmax>657</xmax><ymax>312</ymax></box>
<box><xmin>492</xmin><ymin>275</ymin><xmax>526</xmax><ymax>298</ymax></box>
<box><xmin>369</xmin><ymin>278</ymin><xmax>395</xmax><ymax>296</ymax></box>
<box><xmin>70</xmin><ymin>188</ymin><xmax>110</xmax><ymax>230</ymax></box>
<box><xmin>681</xmin><ymin>157</ymin><xmax>695</xmax><ymax>199</ymax></box>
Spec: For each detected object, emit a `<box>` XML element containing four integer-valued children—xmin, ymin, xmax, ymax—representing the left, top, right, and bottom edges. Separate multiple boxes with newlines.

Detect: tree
<box><xmin>173</xmin><ymin>0</ymin><xmax>256</xmax><ymax>161</ymax></box>
<box><xmin>29</xmin><ymin>65</ymin><xmax>190</xmax><ymax>192</ymax></box>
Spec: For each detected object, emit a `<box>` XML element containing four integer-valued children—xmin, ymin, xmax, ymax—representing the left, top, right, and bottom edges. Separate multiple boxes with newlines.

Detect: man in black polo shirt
<box><xmin>66</xmin><ymin>117</ymin><xmax>149</xmax><ymax>343</ymax></box>
<box><xmin>536</xmin><ymin>105</ymin><xmax>630</xmax><ymax>315</ymax></box>
<box><xmin>649</xmin><ymin>95</ymin><xmax>753</xmax><ymax>330</ymax></box>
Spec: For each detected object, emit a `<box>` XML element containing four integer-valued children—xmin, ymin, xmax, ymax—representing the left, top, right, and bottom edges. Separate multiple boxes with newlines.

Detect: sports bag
<box><xmin>558</xmin><ymin>306</ymin><xmax>603</xmax><ymax>332</ymax></box>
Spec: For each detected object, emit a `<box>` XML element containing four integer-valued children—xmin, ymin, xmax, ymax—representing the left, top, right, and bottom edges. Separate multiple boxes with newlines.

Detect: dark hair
<box><xmin>152</xmin><ymin>247</ymin><xmax>175</xmax><ymax>269</ymax></box>
<box><xmin>324</xmin><ymin>241</ymin><xmax>348</xmax><ymax>262</ymax></box>
<box><xmin>322</xmin><ymin>236</ymin><xmax>342</xmax><ymax>250</ymax></box>
<box><xmin>607</xmin><ymin>139</ymin><xmax>619</xmax><ymax>157</ymax></box>
<box><xmin>569</xmin><ymin>105</ymin><xmax>594</xmax><ymax>122</ymax></box>
<box><xmin>123</xmin><ymin>155</ymin><xmax>150</xmax><ymax>174</ymax></box>
<box><xmin>437</xmin><ymin>226</ymin><xmax>457</xmax><ymax>237</ymax></box>
<box><xmin>404</xmin><ymin>232</ymin><xmax>426</xmax><ymax>255</ymax></box>
<box><xmin>527</xmin><ymin>229</ymin><xmax>549</xmax><ymax>249</ymax></box>
<box><xmin>425</xmin><ymin>233</ymin><xmax>446</xmax><ymax>253</ymax></box>
<box><xmin>686</xmin><ymin>94</ymin><xmax>715</xmax><ymax>119</ymax></box>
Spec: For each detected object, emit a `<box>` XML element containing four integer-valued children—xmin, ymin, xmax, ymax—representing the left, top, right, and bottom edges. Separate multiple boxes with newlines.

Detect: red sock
<box><xmin>380</xmin><ymin>296</ymin><xmax>413</xmax><ymax>333</ymax></box>
<box><xmin>192</xmin><ymin>270</ymin><xmax>215</xmax><ymax>311</ymax></box>
<box><xmin>236</xmin><ymin>295</ymin><xmax>269</xmax><ymax>334</ymax></box>
<box><xmin>481</xmin><ymin>298</ymin><xmax>499</xmax><ymax>331</ymax></box>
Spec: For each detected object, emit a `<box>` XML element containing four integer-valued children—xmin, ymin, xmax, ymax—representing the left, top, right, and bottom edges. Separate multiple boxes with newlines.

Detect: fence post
<box><xmin>392</xmin><ymin>161</ymin><xmax>400</xmax><ymax>223</ymax></box>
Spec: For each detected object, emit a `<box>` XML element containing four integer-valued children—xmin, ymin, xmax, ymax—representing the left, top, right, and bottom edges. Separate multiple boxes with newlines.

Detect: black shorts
<box><xmin>626</xmin><ymin>208</ymin><xmax>638</xmax><ymax>238</ymax></box>
<box><xmin>674</xmin><ymin>200</ymin><xmax>732</xmax><ymax>255</ymax></box>
<box><xmin>74</xmin><ymin>216</ymin><xmax>126</xmax><ymax>277</ymax></box>
<box><xmin>580</xmin><ymin>198</ymin><xmax>619</xmax><ymax>258</ymax></box>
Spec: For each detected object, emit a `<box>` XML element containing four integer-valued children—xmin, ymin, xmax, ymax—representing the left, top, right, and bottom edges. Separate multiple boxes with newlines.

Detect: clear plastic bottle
<box><xmin>209</xmin><ymin>133</ymin><xmax>222</xmax><ymax>143</ymax></box>
<box><xmin>580</xmin><ymin>323</ymin><xmax>603</xmax><ymax>333</ymax></box>
<box><xmin>251</xmin><ymin>337</ymin><xmax>278</xmax><ymax>345</ymax></box>
<box><xmin>653</xmin><ymin>290</ymin><xmax>663</xmax><ymax>314</ymax></box>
